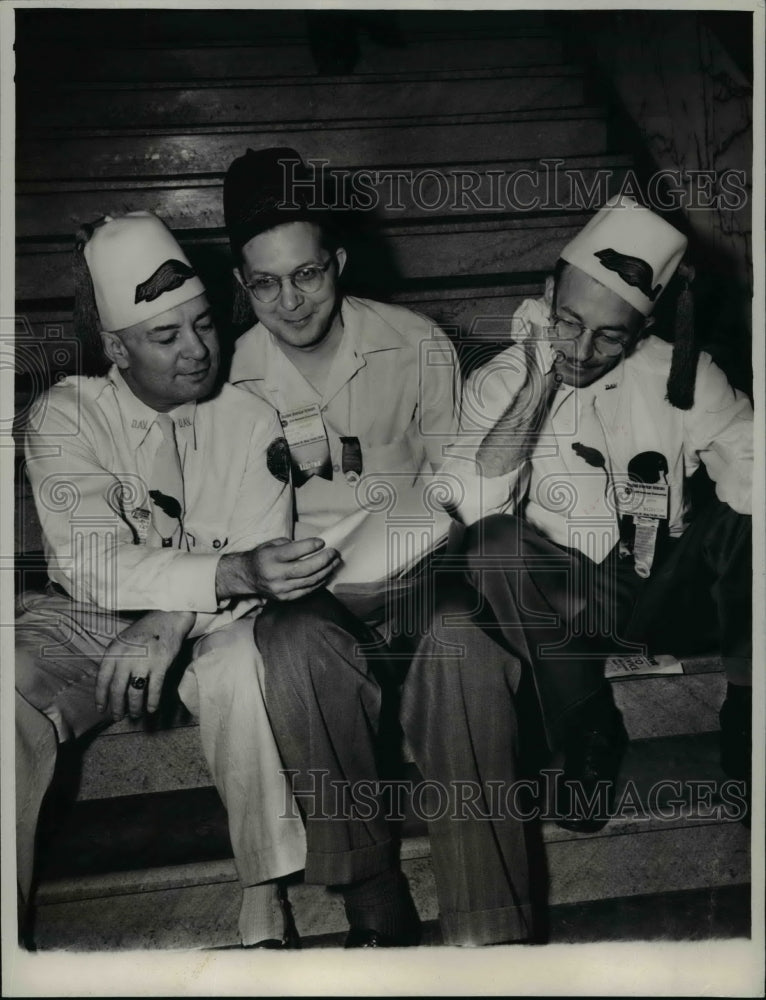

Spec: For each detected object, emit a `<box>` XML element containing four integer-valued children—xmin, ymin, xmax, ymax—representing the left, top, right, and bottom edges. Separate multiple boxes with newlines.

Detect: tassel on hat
<box><xmin>665</xmin><ymin>261</ymin><xmax>698</xmax><ymax>410</ymax></box>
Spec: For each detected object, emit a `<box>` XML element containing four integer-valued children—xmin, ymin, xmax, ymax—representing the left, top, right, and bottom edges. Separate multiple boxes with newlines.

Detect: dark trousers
<box><xmin>460</xmin><ymin>500</ymin><xmax>752</xmax><ymax>746</ymax></box>
<box><xmin>257</xmin><ymin>576</ymin><xmax>533</xmax><ymax>946</ymax></box>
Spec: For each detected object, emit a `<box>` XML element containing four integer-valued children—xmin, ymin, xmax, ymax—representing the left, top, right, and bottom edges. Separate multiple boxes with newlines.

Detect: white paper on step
<box><xmin>604</xmin><ymin>653</ymin><xmax>683</xmax><ymax>678</ymax></box>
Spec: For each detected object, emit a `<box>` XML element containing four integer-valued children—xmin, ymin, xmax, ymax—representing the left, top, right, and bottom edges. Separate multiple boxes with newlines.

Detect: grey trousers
<box><xmin>257</xmin><ymin>579</ymin><xmax>533</xmax><ymax>947</ymax></box>
<box><xmin>460</xmin><ymin>501</ymin><xmax>752</xmax><ymax>745</ymax></box>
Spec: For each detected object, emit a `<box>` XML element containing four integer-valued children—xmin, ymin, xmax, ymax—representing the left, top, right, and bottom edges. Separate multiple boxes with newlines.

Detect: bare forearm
<box><xmin>215</xmin><ymin>552</ymin><xmax>256</xmax><ymax>601</ymax></box>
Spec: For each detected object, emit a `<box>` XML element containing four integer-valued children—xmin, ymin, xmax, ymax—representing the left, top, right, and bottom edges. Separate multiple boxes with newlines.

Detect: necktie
<box><xmin>149</xmin><ymin>413</ymin><xmax>185</xmax><ymax>548</ymax></box>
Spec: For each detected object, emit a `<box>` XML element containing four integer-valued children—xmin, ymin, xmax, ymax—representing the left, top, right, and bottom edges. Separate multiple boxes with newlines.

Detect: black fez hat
<box><xmin>224</xmin><ymin>147</ymin><xmax>320</xmax><ymax>255</ymax></box>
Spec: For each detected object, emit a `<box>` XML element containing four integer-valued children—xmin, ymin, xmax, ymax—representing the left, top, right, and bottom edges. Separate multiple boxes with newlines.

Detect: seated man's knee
<box><xmin>257</xmin><ymin>588</ymin><xmax>355</xmax><ymax>651</ymax></box>
<box><xmin>463</xmin><ymin>513</ymin><xmax>523</xmax><ymax>558</ymax></box>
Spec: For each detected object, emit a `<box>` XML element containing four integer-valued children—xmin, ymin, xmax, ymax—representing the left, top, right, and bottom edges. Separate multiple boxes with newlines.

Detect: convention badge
<box><xmin>128</xmin><ymin>506</ymin><xmax>151</xmax><ymax>544</ymax></box>
<box><xmin>266</xmin><ymin>436</ymin><xmax>291</xmax><ymax>484</ymax></box>
<box><xmin>279</xmin><ymin>403</ymin><xmax>333</xmax><ymax>487</ymax></box>
<box><xmin>632</xmin><ymin>514</ymin><xmax>660</xmax><ymax>578</ymax></box>
<box><xmin>624</xmin><ymin>480</ymin><xmax>669</xmax><ymax>519</ymax></box>
<box><xmin>340</xmin><ymin>435</ymin><xmax>363</xmax><ymax>486</ymax></box>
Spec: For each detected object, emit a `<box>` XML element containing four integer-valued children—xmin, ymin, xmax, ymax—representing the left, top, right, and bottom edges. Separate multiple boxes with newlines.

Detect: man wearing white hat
<box><xmin>445</xmin><ymin>195</ymin><xmax>753</xmax><ymax>829</ymax></box>
<box><xmin>15</xmin><ymin>212</ymin><xmax>343</xmax><ymax>947</ymax></box>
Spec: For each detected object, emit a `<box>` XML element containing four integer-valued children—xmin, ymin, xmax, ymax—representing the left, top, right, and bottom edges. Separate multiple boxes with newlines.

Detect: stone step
<box><xmin>16</xmin><ymin>9</ymin><xmax>548</xmax><ymax>52</ymax></box>
<box><xmin>16</xmin><ymin>106</ymin><xmax>607</xmax><ymax>182</ymax></box>
<box><xmin>17</xmin><ymin>153</ymin><xmax>632</xmax><ymax>238</ymax></box>
<box><xmin>17</xmin><ymin>33</ymin><xmax>564</xmax><ymax>86</ymax></box>
<box><xmin>18</xmin><ymin>68</ymin><xmax>588</xmax><ymax>132</ymax></box>
<box><xmin>59</xmin><ymin>658</ymin><xmax>724</xmax><ymax>802</ymax></box>
<box><xmin>32</xmin><ymin>732</ymin><xmax>749</xmax><ymax>949</ymax></box>
<box><xmin>30</xmin><ymin>881</ymin><xmax>752</xmax><ymax>951</ymax></box>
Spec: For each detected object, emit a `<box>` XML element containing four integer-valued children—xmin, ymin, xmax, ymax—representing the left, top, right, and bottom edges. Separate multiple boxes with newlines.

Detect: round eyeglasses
<box><xmin>550</xmin><ymin>315</ymin><xmax>632</xmax><ymax>357</ymax></box>
<box><xmin>243</xmin><ymin>259</ymin><xmax>334</xmax><ymax>303</ymax></box>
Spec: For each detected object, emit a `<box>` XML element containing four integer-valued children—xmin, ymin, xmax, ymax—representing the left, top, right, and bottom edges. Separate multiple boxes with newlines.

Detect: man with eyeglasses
<box><xmin>445</xmin><ymin>196</ymin><xmax>753</xmax><ymax>830</ymax></box>
<box><xmin>222</xmin><ymin>147</ymin><xmax>535</xmax><ymax>948</ymax></box>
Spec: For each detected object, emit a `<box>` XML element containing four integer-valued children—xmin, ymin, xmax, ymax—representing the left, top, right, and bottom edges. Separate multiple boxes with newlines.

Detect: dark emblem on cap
<box><xmin>267</xmin><ymin>437</ymin><xmax>291</xmax><ymax>484</ymax></box>
<box><xmin>135</xmin><ymin>259</ymin><xmax>197</xmax><ymax>304</ymax></box>
<box><xmin>594</xmin><ymin>248</ymin><xmax>662</xmax><ymax>302</ymax></box>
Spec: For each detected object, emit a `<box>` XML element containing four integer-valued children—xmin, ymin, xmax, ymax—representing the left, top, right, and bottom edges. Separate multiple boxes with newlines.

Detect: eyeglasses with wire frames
<box><xmin>549</xmin><ymin>313</ymin><xmax>634</xmax><ymax>357</ymax></box>
<box><xmin>242</xmin><ymin>257</ymin><xmax>336</xmax><ymax>303</ymax></box>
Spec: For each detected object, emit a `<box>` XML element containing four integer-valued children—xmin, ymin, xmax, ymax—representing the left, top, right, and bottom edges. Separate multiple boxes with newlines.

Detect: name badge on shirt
<box><xmin>621</xmin><ymin>481</ymin><xmax>669</xmax><ymax>578</ymax></box>
<box><xmin>129</xmin><ymin>506</ymin><xmax>151</xmax><ymax>544</ymax></box>
<box><xmin>623</xmin><ymin>481</ymin><xmax>669</xmax><ymax>520</ymax></box>
<box><xmin>279</xmin><ymin>403</ymin><xmax>333</xmax><ymax>487</ymax></box>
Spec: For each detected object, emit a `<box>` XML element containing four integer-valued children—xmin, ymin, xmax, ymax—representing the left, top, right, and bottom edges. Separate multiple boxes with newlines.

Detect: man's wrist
<box><xmin>215</xmin><ymin>552</ymin><xmax>255</xmax><ymax>600</ymax></box>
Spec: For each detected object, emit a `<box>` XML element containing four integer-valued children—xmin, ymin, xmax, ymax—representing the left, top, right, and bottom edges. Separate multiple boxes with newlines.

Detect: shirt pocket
<box><xmin>182</xmin><ymin>520</ymin><xmax>230</xmax><ymax>554</ymax></box>
<box><xmin>361</xmin><ymin>425</ymin><xmax>427</xmax><ymax>486</ymax></box>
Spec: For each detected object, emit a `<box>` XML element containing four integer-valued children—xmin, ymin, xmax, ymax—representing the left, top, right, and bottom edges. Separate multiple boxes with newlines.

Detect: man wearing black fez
<box><xmin>223</xmin><ymin>147</ymin><xmax>533</xmax><ymax>947</ymax></box>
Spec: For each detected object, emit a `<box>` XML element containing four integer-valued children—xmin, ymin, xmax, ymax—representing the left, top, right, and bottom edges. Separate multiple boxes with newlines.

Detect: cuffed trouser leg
<box><xmin>179</xmin><ymin>615</ymin><xmax>307</xmax><ymax>887</ymax></box>
<box><xmin>257</xmin><ymin>590</ymin><xmax>395</xmax><ymax>886</ymax></box>
<box><xmin>462</xmin><ymin>514</ymin><xmax>640</xmax><ymax>745</ymax></box>
<box><xmin>400</xmin><ymin>579</ymin><xmax>532</xmax><ymax>946</ymax></box>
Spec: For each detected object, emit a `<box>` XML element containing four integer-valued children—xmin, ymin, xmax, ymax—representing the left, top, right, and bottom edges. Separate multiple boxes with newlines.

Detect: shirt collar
<box><xmin>230</xmin><ymin>295</ymin><xmax>406</xmax><ymax>405</ymax></box>
<box><xmin>106</xmin><ymin>366</ymin><xmax>198</xmax><ymax>450</ymax></box>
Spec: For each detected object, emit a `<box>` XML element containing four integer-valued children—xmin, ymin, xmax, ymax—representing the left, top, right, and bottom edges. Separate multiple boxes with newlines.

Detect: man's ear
<box><xmin>543</xmin><ymin>274</ymin><xmax>555</xmax><ymax>307</ymax></box>
<box><xmin>101</xmin><ymin>331</ymin><xmax>130</xmax><ymax>370</ymax></box>
<box><xmin>334</xmin><ymin>247</ymin><xmax>347</xmax><ymax>279</ymax></box>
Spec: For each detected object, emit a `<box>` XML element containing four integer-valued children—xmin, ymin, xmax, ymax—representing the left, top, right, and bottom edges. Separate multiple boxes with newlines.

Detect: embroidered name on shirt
<box><xmin>604</xmin><ymin>383</ymin><xmax>617</xmax><ymax>390</ymax></box>
<box><xmin>131</xmin><ymin>418</ymin><xmax>149</xmax><ymax>429</ymax></box>
<box><xmin>177</xmin><ymin>416</ymin><xmax>193</xmax><ymax>428</ymax></box>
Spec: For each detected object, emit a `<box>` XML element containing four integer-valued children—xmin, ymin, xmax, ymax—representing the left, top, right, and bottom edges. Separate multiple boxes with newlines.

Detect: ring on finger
<box><xmin>128</xmin><ymin>675</ymin><xmax>147</xmax><ymax>690</ymax></box>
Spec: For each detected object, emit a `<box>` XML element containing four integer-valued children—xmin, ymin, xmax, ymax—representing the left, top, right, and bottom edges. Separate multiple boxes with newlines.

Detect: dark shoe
<box><xmin>555</xmin><ymin>712</ymin><xmax>628</xmax><ymax>834</ymax></box>
<box><xmin>345</xmin><ymin>925</ymin><xmax>421</xmax><ymax>949</ymax></box>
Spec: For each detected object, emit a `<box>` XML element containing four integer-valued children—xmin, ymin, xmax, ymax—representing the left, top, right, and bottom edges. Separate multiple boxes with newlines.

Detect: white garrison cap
<box><xmin>83</xmin><ymin>211</ymin><xmax>205</xmax><ymax>332</ymax></box>
<box><xmin>560</xmin><ymin>196</ymin><xmax>687</xmax><ymax>316</ymax></box>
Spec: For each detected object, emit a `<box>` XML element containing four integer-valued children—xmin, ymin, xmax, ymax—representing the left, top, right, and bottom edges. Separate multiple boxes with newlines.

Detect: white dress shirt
<box><xmin>447</xmin><ymin>297</ymin><xmax>753</xmax><ymax>564</ymax></box>
<box><xmin>25</xmin><ymin>367</ymin><xmax>291</xmax><ymax>636</ymax></box>
<box><xmin>230</xmin><ymin>295</ymin><xmax>462</xmax><ymax>585</ymax></box>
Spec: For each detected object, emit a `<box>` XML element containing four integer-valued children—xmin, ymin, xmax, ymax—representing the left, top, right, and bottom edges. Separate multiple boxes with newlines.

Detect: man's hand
<box><xmin>475</xmin><ymin>343</ymin><xmax>561</xmax><ymax>478</ymax></box>
<box><xmin>96</xmin><ymin>610</ymin><xmax>195</xmax><ymax>721</ymax></box>
<box><xmin>216</xmin><ymin>536</ymin><xmax>340</xmax><ymax>603</ymax></box>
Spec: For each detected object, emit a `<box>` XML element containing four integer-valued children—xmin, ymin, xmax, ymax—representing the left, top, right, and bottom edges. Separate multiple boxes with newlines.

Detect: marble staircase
<box><xmin>29</xmin><ymin>656</ymin><xmax>750</xmax><ymax>950</ymax></box>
